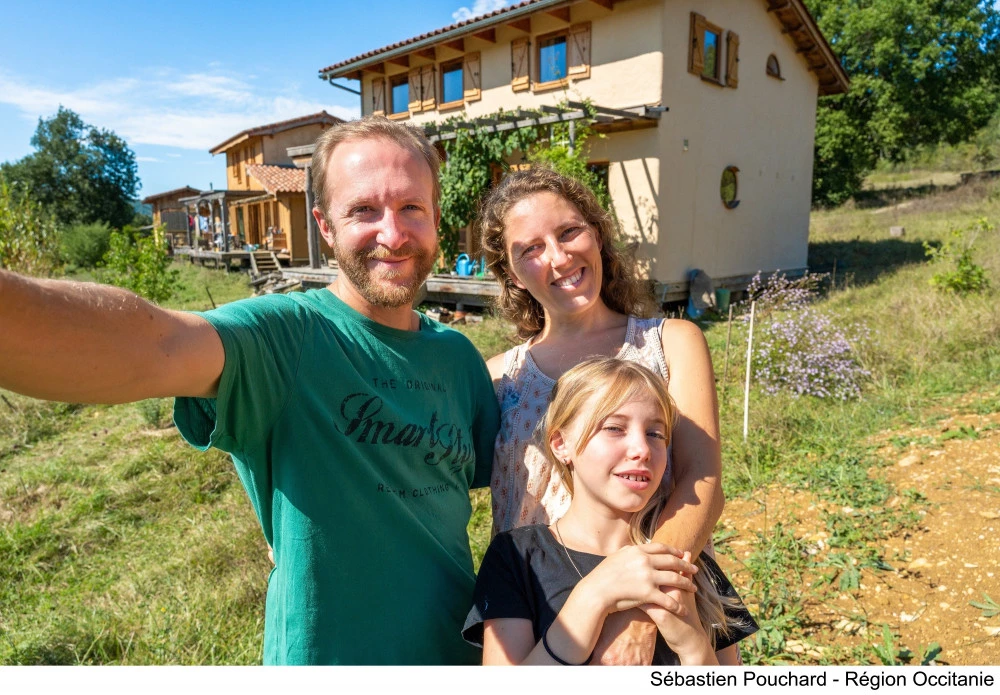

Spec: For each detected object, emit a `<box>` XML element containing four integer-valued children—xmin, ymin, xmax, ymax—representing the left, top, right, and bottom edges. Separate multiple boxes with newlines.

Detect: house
<box><xmin>209</xmin><ymin>111</ymin><xmax>343</xmax><ymax>263</ymax></box>
<box><xmin>142</xmin><ymin>186</ymin><xmax>200</xmax><ymax>247</ymax></box>
<box><xmin>316</xmin><ymin>0</ymin><xmax>848</xmax><ymax>298</ymax></box>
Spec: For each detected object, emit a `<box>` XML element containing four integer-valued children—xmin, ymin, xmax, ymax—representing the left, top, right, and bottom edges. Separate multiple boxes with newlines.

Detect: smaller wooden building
<box><xmin>142</xmin><ymin>186</ymin><xmax>199</xmax><ymax>247</ymax></box>
<box><xmin>210</xmin><ymin>111</ymin><xmax>342</xmax><ymax>264</ymax></box>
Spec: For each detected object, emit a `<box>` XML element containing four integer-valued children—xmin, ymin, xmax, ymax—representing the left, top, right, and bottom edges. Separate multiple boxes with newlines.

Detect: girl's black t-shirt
<box><xmin>463</xmin><ymin>524</ymin><xmax>758</xmax><ymax>664</ymax></box>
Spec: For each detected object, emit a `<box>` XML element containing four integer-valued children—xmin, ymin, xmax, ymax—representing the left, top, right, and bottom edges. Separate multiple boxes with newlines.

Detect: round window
<box><xmin>720</xmin><ymin>166</ymin><xmax>740</xmax><ymax>209</ymax></box>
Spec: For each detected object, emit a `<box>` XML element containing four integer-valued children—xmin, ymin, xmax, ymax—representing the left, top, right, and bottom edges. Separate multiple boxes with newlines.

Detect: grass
<box><xmin>2</xmin><ymin>177</ymin><xmax>999</xmax><ymax>663</ymax></box>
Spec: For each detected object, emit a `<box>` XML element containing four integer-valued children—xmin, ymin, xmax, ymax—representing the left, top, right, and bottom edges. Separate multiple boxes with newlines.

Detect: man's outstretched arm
<box><xmin>0</xmin><ymin>270</ymin><xmax>225</xmax><ymax>404</ymax></box>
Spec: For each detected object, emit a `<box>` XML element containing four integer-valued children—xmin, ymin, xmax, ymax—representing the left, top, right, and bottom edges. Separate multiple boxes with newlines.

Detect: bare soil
<box><xmin>716</xmin><ymin>406</ymin><xmax>1000</xmax><ymax>665</ymax></box>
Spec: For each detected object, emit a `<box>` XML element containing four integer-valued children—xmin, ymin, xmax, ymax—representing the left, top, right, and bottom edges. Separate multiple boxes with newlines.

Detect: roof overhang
<box><xmin>320</xmin><ymin>0</ymin><xmax>571</xmax><ymax>79</ymax></box>
<box><xmin>767</xmin><ymin>0</ymin><xmax>849</xmax><ymax>95</ymax></box>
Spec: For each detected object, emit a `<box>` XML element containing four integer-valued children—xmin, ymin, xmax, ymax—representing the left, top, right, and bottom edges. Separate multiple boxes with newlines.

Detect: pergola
<box><xmin>423</xmin><ymin>100</ymin><xmax>665</xmax><ymax>146</ymax></box>
<box><xmin>178</xmin><ymin>189</ymin><xmax>258</xmax><ymax>251</ymax></box>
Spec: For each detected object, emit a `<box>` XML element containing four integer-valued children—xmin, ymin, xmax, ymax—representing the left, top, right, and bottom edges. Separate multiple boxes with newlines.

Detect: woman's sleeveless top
<box><xmin>491</xmin><ymin>316</ymin><xmax>671</xmax><ymax>533</ymax></box>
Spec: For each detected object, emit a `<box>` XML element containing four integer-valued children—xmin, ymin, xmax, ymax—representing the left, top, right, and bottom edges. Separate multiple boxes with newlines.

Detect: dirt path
<box><xmin>716</xmin><ymin>406</ymin><xmax>1000</xmax><ymax>665</ymax></box>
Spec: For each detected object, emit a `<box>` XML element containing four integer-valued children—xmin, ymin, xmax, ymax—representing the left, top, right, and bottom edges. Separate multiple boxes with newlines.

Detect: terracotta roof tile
<box><xmin>209</xmin><ymin>111</ymin><xmax>344</xmax><ymax>154</ymax></box>
<box><xmin>141</xmin><ymin>186</ymin><xmax>201</xmax><ymax>204</ymax></box>
<box><xmin>245</xmin><ymin>165</ymin><xmax>306</xmax><ymax>194</ymax></box>
<box><xmin>319</xmin><ymin>0</ymin><xmax>542</xmax><ymax>75</ymax></box>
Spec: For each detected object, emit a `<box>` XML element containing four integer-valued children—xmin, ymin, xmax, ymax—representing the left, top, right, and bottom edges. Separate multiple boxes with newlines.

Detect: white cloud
<box><xmin>0</xmin><ymin>68</ymin><xmax>360</xmax><ymax>152</ymax></box>
<box><xmin>136</xmin><ymin>156</ymin><xmax>162</xmax><ymax>162</ymax></box>
<box><xmin>166</xmin><ymin>153</ymin><xmax>182</xmax><ymax>158</ymax></box>
<box><xmin>452</xmin><ymin>0</ymin><xmax>515</xmax><ymax>22</ymax></box>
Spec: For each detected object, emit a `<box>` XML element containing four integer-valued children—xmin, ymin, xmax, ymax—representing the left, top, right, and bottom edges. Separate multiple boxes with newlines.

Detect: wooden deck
<box><xmin>174</xmin><ymin>247</ymin><xmax>291</xmax><ymax>271</ymax></box>
<box><xmin>280</xmin><ymin>267</ymin><xmax>502</xmax><ymax>308</ymax></box>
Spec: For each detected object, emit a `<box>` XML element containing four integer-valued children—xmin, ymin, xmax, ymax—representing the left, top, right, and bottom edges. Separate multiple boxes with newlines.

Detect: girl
<box><xmin>463</xmin><ymin>358</ymin><xmax>756</xmax><ymax>665</ymax></box>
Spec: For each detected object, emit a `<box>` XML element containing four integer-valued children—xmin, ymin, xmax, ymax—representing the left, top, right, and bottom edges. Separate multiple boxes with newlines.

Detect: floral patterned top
<box><xmin>490</xmin><ymin>316</ymin><xmax>672</xmax><ymax>533</ymax></box>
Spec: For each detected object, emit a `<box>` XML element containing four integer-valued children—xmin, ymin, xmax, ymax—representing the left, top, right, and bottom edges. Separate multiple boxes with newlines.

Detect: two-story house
<box><xmin>210</xmin><ymin>111</ymin><xmax>343</xmax><ymax>263</ymax></box>
<box><xmin>316</xmin><ymin>0</ymin><xmax>847</xmax><ymax>298</ymax></box>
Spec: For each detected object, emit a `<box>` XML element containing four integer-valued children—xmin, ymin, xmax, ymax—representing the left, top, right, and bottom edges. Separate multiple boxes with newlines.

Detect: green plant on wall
<box><xmin>436</xmin><ymin>102</ymin><xmax>609</xmax><ymax>265</ymax></box>
<box><xmin>437</xmin><ymin>110</ymin><xmax>541</xmax><ymax>264</ymax></box>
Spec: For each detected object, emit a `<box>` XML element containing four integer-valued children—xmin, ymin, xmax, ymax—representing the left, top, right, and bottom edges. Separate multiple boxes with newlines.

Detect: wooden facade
<box><xmin>142</xmin><ymin>186</ymin><xmax>200</xmax><ymax>247</ymax></box>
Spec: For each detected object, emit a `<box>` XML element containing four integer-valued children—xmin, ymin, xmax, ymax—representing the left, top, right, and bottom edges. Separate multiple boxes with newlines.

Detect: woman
<box><xmin>478</xmin><ymin>168</ymin><xmax>726</xmax><ymax>663</ymax></box>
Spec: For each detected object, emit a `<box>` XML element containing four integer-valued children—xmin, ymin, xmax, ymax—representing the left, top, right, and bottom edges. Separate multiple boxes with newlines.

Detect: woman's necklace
<box><xmin>553</xmin><ymin>520</ymin><xmax>584</xmax><ymax>579</ymax></box>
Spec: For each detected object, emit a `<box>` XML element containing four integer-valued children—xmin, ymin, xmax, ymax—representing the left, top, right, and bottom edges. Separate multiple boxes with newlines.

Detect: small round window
<box><xmin>720</xmin><ymin>166</ymin><xmax>740</xmax><ymax>209</ymax></box>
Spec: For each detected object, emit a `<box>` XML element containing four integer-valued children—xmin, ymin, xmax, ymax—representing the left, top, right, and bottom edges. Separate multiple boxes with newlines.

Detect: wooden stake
<box><xmin>206</xmin><ymin>287</ymin><xmax>217</xmax><ymax>309</ymax></box>
<box><xmin>831</xmin><ymin>258</ymin><xmax>837</xmax><ymax>290</ymax></box>
<box><xmin>743</xmin><ymin>300</ymin><xmax>756</xmax><ymax>442</ymax></box>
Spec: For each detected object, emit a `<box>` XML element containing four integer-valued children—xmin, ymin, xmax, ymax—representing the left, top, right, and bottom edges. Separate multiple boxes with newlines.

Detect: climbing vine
<box><xmin>436</xmin><ymin>103</ymin><xmax>608</xmax><ymax>265</ymax></box>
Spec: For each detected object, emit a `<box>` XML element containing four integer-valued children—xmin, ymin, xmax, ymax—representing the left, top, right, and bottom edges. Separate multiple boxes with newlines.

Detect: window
<box><xmin>389</xmin><ymin>75</ymin><xmax>409</xmax><ymax>117</ymax></box>
<box><xmin>702</xmin><ymin>29</ymin><xmax>720</xmax><ymax>81</ymax></box>
<box><xmin>766</xmin><ymin>54</ymin><xmax>783</xmax><ymax>80</ymax></box>
<box><xmin>538</xmin><ymin>34</ymin><xmax>567</xmax><ymax>84</ymax></box>
<box><xmin>440</xmin><ymin>60</ymin><xmax>464</xmax><ymax>106</ymax></box>
<box><xmin>688</xmin><ymin>13</ymin><xmax>735</xmax><ymax>87</ymax></box>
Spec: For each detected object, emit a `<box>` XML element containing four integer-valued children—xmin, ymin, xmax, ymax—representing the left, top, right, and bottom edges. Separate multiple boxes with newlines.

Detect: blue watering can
<box><xmin>455</xmin><ymin>254</ymin><xmax>478</xmax><ymax>276</ymax></box>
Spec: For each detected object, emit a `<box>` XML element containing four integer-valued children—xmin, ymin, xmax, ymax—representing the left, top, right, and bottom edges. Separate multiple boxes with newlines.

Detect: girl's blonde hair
<box><xmin>478</xmin><ymin>168</ymin><xmax>652</xmax><ymax>340</ymax></box>
<box><xmin>542</xmin><ymin>357</ymin><xmax>736</xmax><ymax>648</ymax></box>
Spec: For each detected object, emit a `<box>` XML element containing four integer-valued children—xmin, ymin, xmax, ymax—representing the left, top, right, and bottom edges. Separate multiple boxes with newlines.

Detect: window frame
<box><xmin>388</xmin><ymin>73</ymin><xmax>410</xmax><ymax>120</ymax></box>
<box><xmin>535</xmin><ymin>29</ymin><xmax>570</xmax><ymax>90</ymax></box>
<box><xmin>766</xmin><ymin>54</ymin><xmax>784</xmax><ymax>81</ymax></box>
<box><xmin>438</xmin><ymin>59</ymin><xmax>465</xmax><ymax>111</ymax></box>
<box><xmin>688</xmin><ymin>12</ymin><xmax>727</xmax><ymax>87</ymax></box>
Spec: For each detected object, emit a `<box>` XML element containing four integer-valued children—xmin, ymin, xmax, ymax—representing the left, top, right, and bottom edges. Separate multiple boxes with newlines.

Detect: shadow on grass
<box><xmin>808</xmin><ymin>238</ymin><xmax>928</xmax><ymax>287</ymax></box>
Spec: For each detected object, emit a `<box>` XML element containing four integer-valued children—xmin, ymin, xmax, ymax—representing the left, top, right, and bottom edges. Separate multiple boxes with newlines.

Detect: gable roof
<box><xmin>141</xmin><ymin>186</ymin><xmax>201</xmax><ymax>204</ymax></box>
<box><xmin>246</xmin><ymin>165</ymin><xmax>306</xmax><ymax>194</ymax></box>
<box><xmin>209</xmin><ymin>111</ymin><xmax>344</xmax><ymax>155</ymax></box>
<box><xmin>319</xmin><ymin>0</ymin><xmax>847</xmax><ymax>95</ymax></box>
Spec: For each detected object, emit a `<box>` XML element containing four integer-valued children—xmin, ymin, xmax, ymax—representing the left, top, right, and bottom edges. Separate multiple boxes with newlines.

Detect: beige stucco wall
<box><xmin>652</xmin><ymin>0</ymin><xmax>819</xmax><ymax>284</ymax></box>
<box><xmin>354</xmin><ymin>0</ymin><xmax>822</xmax><ymax>286</ymax></box>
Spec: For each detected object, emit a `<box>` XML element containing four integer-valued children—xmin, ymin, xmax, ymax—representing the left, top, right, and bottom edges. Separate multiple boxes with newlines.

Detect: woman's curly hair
<box><xmin>478</xmin><ymin>168</ymin><xmax>651</xmax><ymax>340</ymax></box>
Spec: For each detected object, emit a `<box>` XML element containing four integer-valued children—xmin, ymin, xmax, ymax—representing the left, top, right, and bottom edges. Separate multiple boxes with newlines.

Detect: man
<box><xmin>0</xmin><ymin>116</ymin><xmax>500</xmax><ymax>664</ymax></box>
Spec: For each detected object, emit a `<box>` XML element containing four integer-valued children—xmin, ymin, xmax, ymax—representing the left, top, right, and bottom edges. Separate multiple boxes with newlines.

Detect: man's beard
<box><xmin>332</xmin><ymin>235</ymin><xmax>437</xmax><ymax>309</ymax></box>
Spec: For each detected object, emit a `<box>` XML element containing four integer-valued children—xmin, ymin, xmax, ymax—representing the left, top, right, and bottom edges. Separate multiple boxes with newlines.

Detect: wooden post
<box><xmin>831</xmin><ymin>258</ymin><xmax>837</xmax><ymax>290</ymax></box>
<box><xmin>220</xmin><ymin>197</ymin><xmax>230</xmax><ymax>252</ymax></box>
<box><xmin>743</xmin><ymin>300</ymin><xmax>756</xmax><ymax>442</ymax></box>
<box><xmin>305</xmin><ymin>165</ymin><xmax>321</xmax><ymax>269</ymax></box>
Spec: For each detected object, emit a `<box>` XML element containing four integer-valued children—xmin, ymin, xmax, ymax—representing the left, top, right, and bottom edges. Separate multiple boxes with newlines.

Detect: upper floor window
<box><xmin>538</xmin><ymin>34</ymin><xmax>568</xmax><ymax>84</ymax></box>
<box><xmin>441</xmin><ymin>60</ymin><xmax>464</xmax><ymax>106</ymax></box>
<box><xmin>689</xmin><ymin>13</ymin><xmax>737</xmax><ymax>88</ymax></box>
<box><xmin>389</xmin><ymin>75</ymin><xmax>409</xmax><ymax>116</ymax></box>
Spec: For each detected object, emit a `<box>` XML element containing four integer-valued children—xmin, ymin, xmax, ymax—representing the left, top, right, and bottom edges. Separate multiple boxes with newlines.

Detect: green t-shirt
<box><xmin>174</xmin><ymin>288</ymin><xmax>499</xmax><ymax>664</ymax></box>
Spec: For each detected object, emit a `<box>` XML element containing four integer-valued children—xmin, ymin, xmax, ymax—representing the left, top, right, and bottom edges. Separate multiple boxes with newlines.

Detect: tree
<box><xmin>806</xmin><ymin>0</ymin><xmax>1000</xmax><ymax>205</ymax></box>
<box><xmin>1</xmin><ymin>107</ymin><xmax>140</xmax><ymax>228</ymax></box>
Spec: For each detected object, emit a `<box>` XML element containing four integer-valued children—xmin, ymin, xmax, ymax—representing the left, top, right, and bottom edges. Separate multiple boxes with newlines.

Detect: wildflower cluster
<box><xmin>743</xmin><ymin>272</ymin><xmax>870</xmax><ymax>400</ymax></box>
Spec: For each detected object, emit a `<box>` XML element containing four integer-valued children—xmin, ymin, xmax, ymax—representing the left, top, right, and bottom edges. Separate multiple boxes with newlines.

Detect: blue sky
<box><xmin>0</xmin><ymin>0</ymin><xmax>517</xmax><ymax>197</ymax></box>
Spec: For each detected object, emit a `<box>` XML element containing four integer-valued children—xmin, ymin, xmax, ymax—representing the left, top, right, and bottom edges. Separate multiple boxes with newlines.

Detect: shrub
<box><xmin>60</xmin><ymin>221</ymin><xmax>111</xmax><ymax>268</ymax></box>
<box><xmin>744</xmin><ymin>272</ymin><xmax>871</xmax><ymax>400</ymax></box>
<box><xmin>100</xmin><ymin>227</ymin><xmax>178</xmax><ymax>303</ymax></box>
<box><xmin>923</xmin><ymin>217</ymin><xmax>993</xmax><ymax>295</ymax></box>
<box><xmin>0</xmin><ymin>176</ymin><xmax>59</xmax><ymax>276</ymax></box>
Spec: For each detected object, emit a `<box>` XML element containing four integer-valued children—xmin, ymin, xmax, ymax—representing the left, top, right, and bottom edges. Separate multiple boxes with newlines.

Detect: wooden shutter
<box><xmin>463</xmin><ymin>52</ymin><xmax>482</xmax><ymax>102</ymax></box>
<box><xmin>420</xmin><ymin>65</ymin><xmax>436</xmax><ymax>111</ymax></box>
<box><xmin>568</xmin><ymin>22</ymin><xmax>591</xmax><ymax>79</ymax></box>
<box><xmin>511</xmin><ymin>37</ymin><xmax>530</xmax><ymax>92</ymax></box>
<box><xmin>372</xmin><ymin>77</ymin><xmax>386</xmax><ymax>116</ymax></box>
<box><xmin>726</xmin><ymin>31</ymin><xmax>739</xmax><ymax>88</ymax></box>
<box><xmin>688</xmin><ymin>12</ymin><xmax>705</xmax><ymax>76</ymax></box>
<box><xmin>408</xmin><ymin>68</ymin><xmax>422</xmax><ymax>112</ymax></box>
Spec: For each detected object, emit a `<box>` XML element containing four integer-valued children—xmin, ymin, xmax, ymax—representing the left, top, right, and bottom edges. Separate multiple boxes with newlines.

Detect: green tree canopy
<box><xmin>1</xmin><ymin>107</ymin><xmax>140</xmax><ymax>229</ymax></box>
<box><xmin>807</xmin><ymin>0</ymin><xmax>1000</xmax><ymax>205</ymax></box>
